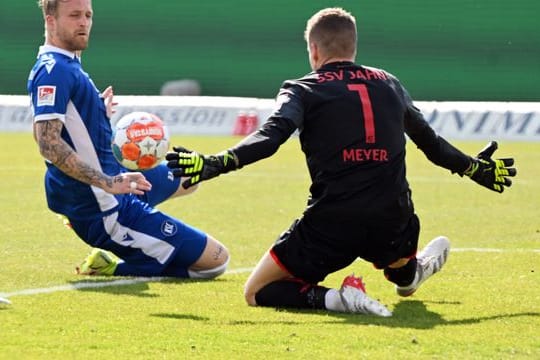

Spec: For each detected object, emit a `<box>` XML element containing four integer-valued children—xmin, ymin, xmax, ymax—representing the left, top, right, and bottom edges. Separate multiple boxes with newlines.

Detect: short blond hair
<box><xmin>37</xmin><ymin>0</ymin><xmax>69</xmax><ymax>17</ymax></box>
<box><xmin>304</xmin><ymin>8</ymin><xmax>357</xmax><ymax>58</ymax></box>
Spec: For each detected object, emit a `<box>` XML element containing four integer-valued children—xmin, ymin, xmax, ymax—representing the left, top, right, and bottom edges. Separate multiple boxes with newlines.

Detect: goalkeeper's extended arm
<box><xmin>461</xmin><ymin>141</ymin><xmax>517</xmax><ymax>193</ymax></box>
<box><xmin>165</xmin><ymin>146</ymin><xmax>240</xmax><ymax>188</ymax></box>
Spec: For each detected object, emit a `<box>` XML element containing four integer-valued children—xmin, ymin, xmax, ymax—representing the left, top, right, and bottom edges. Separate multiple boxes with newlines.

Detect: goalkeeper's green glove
<box><xmin>462</xmin><ymin>141</ymin><xmax>517</xmax><ymax>193</ymax></box>
<box><xmin>165</xmin><ymin>146</ymin><xmax>239</xmax><ymax>188</ymax></box>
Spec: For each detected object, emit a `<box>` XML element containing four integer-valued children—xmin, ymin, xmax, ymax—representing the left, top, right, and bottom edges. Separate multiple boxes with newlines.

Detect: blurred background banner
<box><xmin>1</xmin><ymin>0</ymin><xmax>539</xmax><ymax>101</ymax></box>
<box><xmin>2</xmin><ymin>95</ymin><xmax>539</xmax><ymax>140</ymax></box>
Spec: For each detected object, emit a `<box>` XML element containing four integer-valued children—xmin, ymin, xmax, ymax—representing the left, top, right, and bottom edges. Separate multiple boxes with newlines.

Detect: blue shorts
<box><xmin>69</xmin><ymin>164</ymin><xmax>207</xmax><ymax>277</ymax></box>
<box><xmin>137</xmin><ymin>162</ymin><xmax>181</xmax><ymax>207</ymax></box>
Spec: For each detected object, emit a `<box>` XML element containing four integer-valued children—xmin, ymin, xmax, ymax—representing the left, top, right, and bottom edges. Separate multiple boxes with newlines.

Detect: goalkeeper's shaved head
<box><xmin>305</xmin><ymin>8</ymin><xmax>357</xmax><ymax>60</ymax></box>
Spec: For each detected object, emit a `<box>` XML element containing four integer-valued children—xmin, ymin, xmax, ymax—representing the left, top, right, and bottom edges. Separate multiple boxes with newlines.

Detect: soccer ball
<box><xmin>111</xmin><ymin>111</ymin><xmax>170</xmax><ymax>171</ymax></box>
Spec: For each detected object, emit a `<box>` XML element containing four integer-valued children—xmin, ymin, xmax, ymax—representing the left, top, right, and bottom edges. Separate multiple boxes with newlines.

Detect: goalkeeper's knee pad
<box><xmin>188</xmin><ymin>257</ymin><xmax>229</xmax><ymax>279</ymax></box>
<box><xmin>384</xmin><ymin>257</ymin><xmax>417</xmax><ymax>287</ymax></box>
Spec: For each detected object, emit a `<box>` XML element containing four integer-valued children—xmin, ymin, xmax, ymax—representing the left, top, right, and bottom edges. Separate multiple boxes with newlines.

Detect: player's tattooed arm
<box><xmin>34</xmin><ymin>119</ymin><xmax>114</xmax><ymax>190</ymax></box>
<box><xmin>34</xmin><ymin>119</ymin><xmax>152</xmax><ymax>195</ymax></box>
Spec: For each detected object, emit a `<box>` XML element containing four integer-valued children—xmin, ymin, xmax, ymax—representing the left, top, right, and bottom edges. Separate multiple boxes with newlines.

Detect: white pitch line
<box><xmin>2</xmin><ymin>277</ymin><xmax>167</xmax><ymax>298</ymax></box>
<box><xmin>451</xmin><ymin>248</ymin><xmax>540</xmax><ymax>253</ymax></box>
<box><xmin>0</xmin><ymin>270</ymin><xmax>255</xmax><ymax>299</ymax></box>
<box><xmin>1</xmin><ymin>248</ymin><xmax>538</xmax><ymax>299</ymax></box>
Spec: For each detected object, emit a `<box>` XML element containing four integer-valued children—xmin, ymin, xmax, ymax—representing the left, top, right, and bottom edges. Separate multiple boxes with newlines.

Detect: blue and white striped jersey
<box><xmin>28</xmin><ymin>45</ymin><xmax>122</xmax><ymax>220</ymax></box>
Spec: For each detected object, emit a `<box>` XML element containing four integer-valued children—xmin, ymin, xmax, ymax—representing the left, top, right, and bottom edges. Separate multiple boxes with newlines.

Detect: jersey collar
<box><xmin>320</xmin><ymin>61</ymin><xmax>355</xmax><ymax>70</ymax></box>
<box><xmin>38</xmin><ymin>45</ymin><xmax>77</xmax><ymax>60</ymax></box>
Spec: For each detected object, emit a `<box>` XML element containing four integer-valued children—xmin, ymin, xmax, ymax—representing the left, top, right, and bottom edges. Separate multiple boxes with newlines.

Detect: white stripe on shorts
<box><xmin>103</xmin><ymin>211</ymin><xmax>175</xmax><ymax>264</ymax></box>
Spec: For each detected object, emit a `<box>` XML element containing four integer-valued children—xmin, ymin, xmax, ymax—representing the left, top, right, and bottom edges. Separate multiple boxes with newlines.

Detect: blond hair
<box><xmin>37</xmin><ymin>0</ymin><xmax>69</xmax><ymax>17</ymax></box>
<box><xmin>304</xmin><ymin>8</ymin><xmax>357</xmax><ymax>59</ymax></box>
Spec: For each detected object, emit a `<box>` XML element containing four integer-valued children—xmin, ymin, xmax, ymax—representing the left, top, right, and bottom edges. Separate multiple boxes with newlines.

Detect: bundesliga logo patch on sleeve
<box><xmin>37</xmin><ymin>86</ymin><xmax>56</xmax><ymax>106</ymax></box>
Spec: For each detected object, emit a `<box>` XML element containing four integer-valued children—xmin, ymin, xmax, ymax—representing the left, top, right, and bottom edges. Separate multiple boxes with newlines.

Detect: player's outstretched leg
<box><xmin>338</xmin><ymin>274</ymin><xmax>392</xmax><ymax>317</ymax></box>
<box><xmin>396</xmin><ymin>236</ymin><xmax>450</xmax><ymax>297</ymax></box>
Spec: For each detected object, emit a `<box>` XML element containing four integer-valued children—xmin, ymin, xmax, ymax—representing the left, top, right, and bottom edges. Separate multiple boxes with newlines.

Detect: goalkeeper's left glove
<box><xmin>462</xmin><ymin>141</ymin><xmax>517</xmax><ymax>193</ymax></box>
<box><xmin>165</xmin><ymin>146</ymin><xmax>239</xmax><ymax>188</ymax></box>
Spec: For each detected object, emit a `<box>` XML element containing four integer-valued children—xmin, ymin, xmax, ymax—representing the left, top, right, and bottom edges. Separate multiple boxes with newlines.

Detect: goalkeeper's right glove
<box><xmin>462</xmin><ymin>141</ymin><xmax>517</xmax><ymax>193</ymax></box>
<box><xmin>165</xmin><ymin>146</ymin><xmax>239</xmax><ymax>189</ymax></box>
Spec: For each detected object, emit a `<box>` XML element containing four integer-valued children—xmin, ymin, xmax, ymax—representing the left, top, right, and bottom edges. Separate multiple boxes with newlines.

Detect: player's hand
<box><xmin>166</xmin><ymin>146</ymin><xmax>239</xmax><ymax>188</ymax></box>
<box><xmin>109</xmin><ymin>172</ymin><xmax>152</xmax><ymax>195</ymax></box>
<box><xmin>101</xmin><ymin>85</ymin><xmax>118</xmax><ymax>119</ymax></box>
<box><xmin>463</xmin><ymin>141</ymin><xmax>517</xmax><ymax>193</ymax></box>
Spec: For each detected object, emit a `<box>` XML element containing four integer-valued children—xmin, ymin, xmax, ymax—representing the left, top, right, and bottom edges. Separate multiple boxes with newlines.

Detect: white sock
<box><xmin>324</xmin><ymin>288</ymin><xmax>346</xmax><ymax>312</ymax></box>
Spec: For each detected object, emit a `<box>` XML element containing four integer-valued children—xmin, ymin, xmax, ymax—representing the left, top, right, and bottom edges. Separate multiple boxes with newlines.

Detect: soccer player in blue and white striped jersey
<box><xmin>28</xmin><ymin>0</ymin><xmax>229</xmax><ymax>279</ymax></box>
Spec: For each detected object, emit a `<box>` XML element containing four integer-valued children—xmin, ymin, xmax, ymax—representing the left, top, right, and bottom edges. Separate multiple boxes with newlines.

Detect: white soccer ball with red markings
<box><xmin>111</xmin><ymin>111</ymin><xmax>170</xmax><ymax>171</ymax></box>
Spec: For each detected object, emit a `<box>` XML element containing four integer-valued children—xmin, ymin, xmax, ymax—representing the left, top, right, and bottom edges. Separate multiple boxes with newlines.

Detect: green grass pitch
<box><xmin>1</xmin><ymin>133</ymin><xmax>538</xmax><ymax>359</ymax></box>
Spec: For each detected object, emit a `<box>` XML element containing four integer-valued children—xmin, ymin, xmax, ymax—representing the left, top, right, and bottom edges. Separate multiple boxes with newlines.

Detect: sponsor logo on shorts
<box><xmin>37</xmin><ymin>86</ymin><xmax>56</xmax><ymax>106</ymax></box>
<box><xmin>161</xmin><ymin>220</ymin><xmax>177</xmax><ymax>236</ymax></box>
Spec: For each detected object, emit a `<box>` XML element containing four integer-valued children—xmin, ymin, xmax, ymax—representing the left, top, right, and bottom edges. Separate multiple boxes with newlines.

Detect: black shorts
<box><xmin>270</xmin><ymin>208</ymin><xmax>420</xmax><ymax>284</ymax></box>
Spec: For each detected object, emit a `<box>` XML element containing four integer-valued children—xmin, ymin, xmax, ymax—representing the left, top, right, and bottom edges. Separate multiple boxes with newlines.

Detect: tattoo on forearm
<box><xmin>36</xmin><ymin>120</ymin><xmax>112</xmax><ymax>189</ymax></box>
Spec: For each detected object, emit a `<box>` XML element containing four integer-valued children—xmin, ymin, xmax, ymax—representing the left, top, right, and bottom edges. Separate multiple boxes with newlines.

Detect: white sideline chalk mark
<box><xmin>1</xmin><ymin>248</ymin><xmax>538</xmax><ymax>299</ymax></box>
<box><xmin>225</xmin><ymin>267</ymin><xmax>255</xmax><ymax>274</ymax></box>
<box><xmin>2</xmin><ymin>277</ymin><xmax>167</xmax><ymax>298</ymax></box>
<box><xmin>0</xmin><ymin>270</ymin><xmax>255</xmax><ymax>299</ymax></box>
<box><xmin>452</xmin><ymin>248</ymin><xmax>540</xmax><ymax>253</ymax></box>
